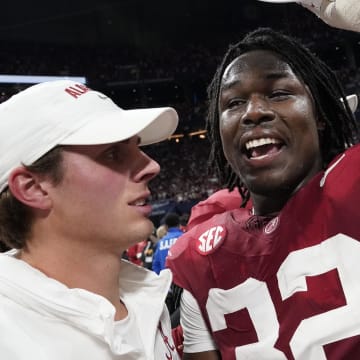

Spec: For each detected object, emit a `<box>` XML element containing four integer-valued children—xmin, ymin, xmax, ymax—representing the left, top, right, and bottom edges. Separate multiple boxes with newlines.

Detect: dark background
<box><xmin>1</xmin><ymin>1</ymin><xmax>358</xmax><ymax>107</ymax></box>
<box><xmin>0</xmin><ymin>1</ymin><xmax>319</xmax><ymax>47</ymax></box>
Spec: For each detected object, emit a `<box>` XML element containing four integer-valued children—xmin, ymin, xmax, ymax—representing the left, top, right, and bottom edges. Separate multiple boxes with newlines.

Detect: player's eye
<box><xmin>268</xmin><ymin>90</ymin><xmax>291</xmax><ymax>101</ymax></box>
<box><xmin>227</xmin><ymin>98</ymin><xmax>246</xmax><ymax>109</ymax></box>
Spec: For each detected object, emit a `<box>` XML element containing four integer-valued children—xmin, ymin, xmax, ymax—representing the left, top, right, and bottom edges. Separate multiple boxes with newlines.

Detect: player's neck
<box><xmin>250</xmin><ymin>206</ymin><xmax>279</xmax><ymax>218</ymax></box>
<box><xmin>250</xmin><ymin>195</ymin><xmax>284</xmax><ymax>217</ymax></box>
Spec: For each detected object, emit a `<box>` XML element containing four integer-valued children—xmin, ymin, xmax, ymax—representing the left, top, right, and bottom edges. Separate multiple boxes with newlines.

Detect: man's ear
<box><xmin>8</xmin><ymin>167</ymin><xmax>52</xmax><ymax>210</ymax></box>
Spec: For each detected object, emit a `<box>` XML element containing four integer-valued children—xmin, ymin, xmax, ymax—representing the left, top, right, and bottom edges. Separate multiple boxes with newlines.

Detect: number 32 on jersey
<box><xmin>206</xmin><ymin>234</ymin><xmax>360</xmax><ymax>359</ymax></box>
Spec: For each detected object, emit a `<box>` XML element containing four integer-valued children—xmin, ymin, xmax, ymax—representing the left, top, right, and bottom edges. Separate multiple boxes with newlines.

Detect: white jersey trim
<box><xmin>180</xmin><ymin>289</ymin><xmax>218</xmax><ymax>353</ymax></box>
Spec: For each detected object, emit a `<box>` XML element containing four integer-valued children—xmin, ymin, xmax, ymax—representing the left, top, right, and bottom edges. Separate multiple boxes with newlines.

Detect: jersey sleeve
<box><xmin>181</xmin><ymin>289</ymin><xmax>218</xmax><ymax>353</ymax></box>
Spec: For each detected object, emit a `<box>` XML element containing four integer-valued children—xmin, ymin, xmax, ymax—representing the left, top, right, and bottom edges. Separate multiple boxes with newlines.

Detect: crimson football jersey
<box><xmin>167</xmin><ymin>144</ymin><xmax>360</xmax><ymax>360</ymax></box>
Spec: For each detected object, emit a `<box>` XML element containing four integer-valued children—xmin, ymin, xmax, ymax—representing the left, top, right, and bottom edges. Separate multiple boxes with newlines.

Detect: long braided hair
<box><xmin>207</xmin><ymin>27</ymin><xmax>359</xmax><ymax>207</ymax></box>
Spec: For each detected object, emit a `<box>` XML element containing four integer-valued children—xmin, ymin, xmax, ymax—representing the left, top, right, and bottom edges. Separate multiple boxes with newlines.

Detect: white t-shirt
<box><xmin>0</xmin><ymin>250</ymin><xmax>179</xmax><ymax>360</ymax></box>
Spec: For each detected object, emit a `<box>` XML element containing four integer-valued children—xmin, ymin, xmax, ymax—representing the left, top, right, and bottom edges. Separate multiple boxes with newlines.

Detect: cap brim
<box><xmin>59</xmin><ymin>107</ymin><xmax>178</xmax><ymax>146</ymax></box>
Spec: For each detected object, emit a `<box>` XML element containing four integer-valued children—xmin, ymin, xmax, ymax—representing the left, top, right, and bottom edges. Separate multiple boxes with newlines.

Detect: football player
<box><xmin>167</xmin><ymin>26</ymin><xmax>360</xmax><ymax>360</ymax></box>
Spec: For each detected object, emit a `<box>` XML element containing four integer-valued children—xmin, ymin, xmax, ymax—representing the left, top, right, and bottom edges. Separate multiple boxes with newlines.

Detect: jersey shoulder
<box><xmin>318</xmin><ymin>145</ymin><xmax>360</xmax><ymax>195</ymax></box>
<box><xmin>187</xmin><ymin>188</ymin><xmax>246</xmax><ymax>230</ymax></box>
<box><xmin>166</xmin><ymin>210</ymin><xmax>240</xmax><ymax>291</ymax></box>
<box><xmin>168</xmin><ymin>211</ymin><xmax>235</xmax><ymax>259</ymax></box>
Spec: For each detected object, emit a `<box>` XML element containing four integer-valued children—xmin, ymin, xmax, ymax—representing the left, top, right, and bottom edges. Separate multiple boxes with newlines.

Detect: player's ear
<box><xmin>8</xmin><ymin>166</ymin><xmax>52</xmax><ymax>210</ymax></box>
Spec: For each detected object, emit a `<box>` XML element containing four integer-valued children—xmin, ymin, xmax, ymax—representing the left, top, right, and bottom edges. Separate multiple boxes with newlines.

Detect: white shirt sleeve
<box><xmin>180</xmin><ymin>289</ymin><xmax>218</xmax><ymax>353</ymax></box>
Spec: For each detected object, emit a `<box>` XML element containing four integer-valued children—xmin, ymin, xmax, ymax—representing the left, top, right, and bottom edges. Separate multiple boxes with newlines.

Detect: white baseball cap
<box><xmin>0</xmin><ymin>80</ymin><xmax>179</xmax><ymax>193</ymax></box>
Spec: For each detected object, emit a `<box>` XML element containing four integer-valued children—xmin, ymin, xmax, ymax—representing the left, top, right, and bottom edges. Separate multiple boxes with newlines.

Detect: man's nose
<box><xmin>134</xmin><ymin>152</ymin><xmax>160</xmax><ymax>183</ymax></box>
<box><xmin>241</xmin><ymin>96</ymin><xmax>275</xmax><ymax>126</ymax></box>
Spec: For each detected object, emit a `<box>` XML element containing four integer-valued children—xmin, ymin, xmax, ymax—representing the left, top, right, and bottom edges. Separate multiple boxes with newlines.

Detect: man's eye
<box><xmin>104</xmin><ymin>148</ymin><xmax>120</xmax><ymax>161</ymax></box>
<box><xmin>269</xmin><ymin>91</ymin><xmax>291</xmax><ymax>100</ymax></box>
<box><xmin>228</xmin><ymin>98</ymin><xmax>246</xmax><ymax>108</ymax></box>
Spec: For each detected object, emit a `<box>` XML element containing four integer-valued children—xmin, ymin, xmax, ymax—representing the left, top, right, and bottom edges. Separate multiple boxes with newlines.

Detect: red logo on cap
<box><xmin>65</xmin><ymin>84</ymin><xmax>89</xmax><ymax>99</ymax></box>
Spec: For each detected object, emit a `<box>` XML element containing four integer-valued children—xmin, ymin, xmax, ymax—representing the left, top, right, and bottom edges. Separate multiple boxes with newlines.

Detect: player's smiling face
<box><xmin>218</xmin><ymin>50</ymin><xmax>323</xmax><ymax>212</ymax></box>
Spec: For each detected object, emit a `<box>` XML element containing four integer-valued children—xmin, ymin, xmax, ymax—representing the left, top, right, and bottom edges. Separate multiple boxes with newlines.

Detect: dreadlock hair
<box><xmin>207</xmin><ymin>27</ymin><xmax>359</xmax><ymax>208</ymax></box>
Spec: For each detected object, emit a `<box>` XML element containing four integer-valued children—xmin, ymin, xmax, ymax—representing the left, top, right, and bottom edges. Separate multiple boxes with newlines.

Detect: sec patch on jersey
<box><xmin>167</xmin><ymin>214</ymin><xmax>230</xmax><ymax>262</ymax></box>
<box><xmin>196</xmin><ymin>225</ymin><xmax>227</xmax><ymax>255</ymax></box>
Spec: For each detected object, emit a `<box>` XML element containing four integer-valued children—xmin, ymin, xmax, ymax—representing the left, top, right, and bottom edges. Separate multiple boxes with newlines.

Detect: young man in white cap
<box><xmin>0</xmin><ymin>80</ymin><xmax>180</xmax><ymax>359</ymax></box>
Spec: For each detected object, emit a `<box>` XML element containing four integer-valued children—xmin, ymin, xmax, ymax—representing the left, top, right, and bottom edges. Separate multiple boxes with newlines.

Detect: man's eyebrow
<box><xmin>221</xmin><ymin>71</ymin><xmax>289</xmax><ymax>91</ymax></box>
<box><xmin>221</xmin><ymin>78</ymin><xmax>241</xmax><ymax>92</ymax></box>
<box><xmin>265</xmin><ymin>72</ymin><xmax>289</xmax><ymax>80</ymax></box>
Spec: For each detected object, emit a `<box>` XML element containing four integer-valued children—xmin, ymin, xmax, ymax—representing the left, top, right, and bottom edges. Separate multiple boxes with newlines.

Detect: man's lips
<box><xmin>129</xmin><ymin>201</ymin><xmax>152</xmax><ymax>217</ymax></box>
<box><xmin>128</xmin><ymin>192</ymin><xmax>151</xmax><ymax>206</ymax></box>
<box><xmin>129</xmin><ymin>199</ymin><xmax>147</xmax><ymax>206</ymax></box>
<box><xmin>128</xmin><ymin>192</ymin><xmax>153</xmax><ymax>216</ymax></box>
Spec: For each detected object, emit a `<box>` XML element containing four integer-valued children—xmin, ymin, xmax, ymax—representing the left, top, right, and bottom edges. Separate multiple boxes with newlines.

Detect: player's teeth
<box><xmin>245</xmin><ymin>138</ymin><xmax>279</xmax><ymax>150</ymax></box>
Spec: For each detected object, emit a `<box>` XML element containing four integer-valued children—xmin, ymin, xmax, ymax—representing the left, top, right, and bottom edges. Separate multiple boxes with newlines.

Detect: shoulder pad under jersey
<box><xmin>187</xmin><ymin>188</ymin><xmax>244</xmax><ymax>230</ymax></box>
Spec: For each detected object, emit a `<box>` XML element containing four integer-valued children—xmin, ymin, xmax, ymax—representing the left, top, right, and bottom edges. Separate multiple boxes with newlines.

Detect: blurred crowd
<box><xmin>146</xmin><ymin>137</ymin><xmax>220</xmax><ymax>203</ymax></box>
